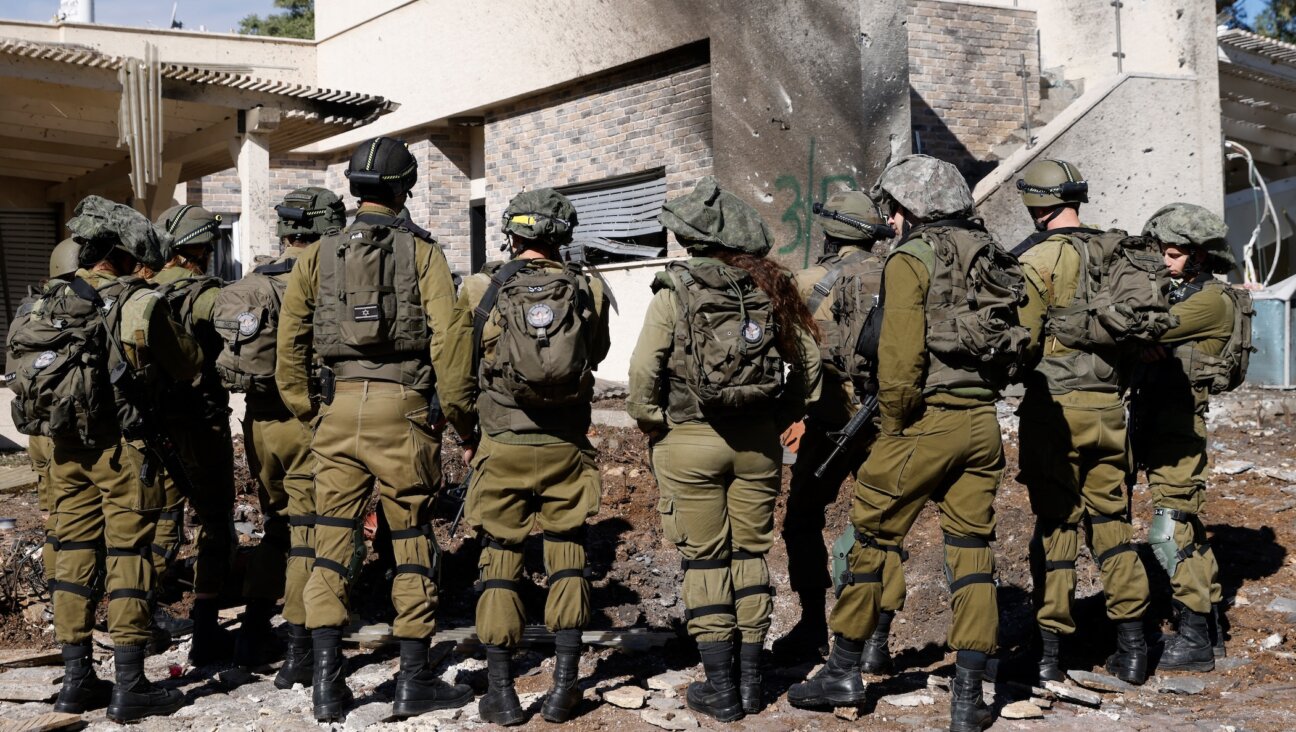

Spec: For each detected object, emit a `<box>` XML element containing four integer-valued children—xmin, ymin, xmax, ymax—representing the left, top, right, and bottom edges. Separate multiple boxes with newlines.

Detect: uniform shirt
<box><xmin>275</xmin><ymin>202</ymin><xmax>477</xmax><ymax>438</ymax></box>
<box><xmin>78</xmin><ymin>268</ymin><xmax>202</xmax><ymax>383</ymax></box>
<box><xmin>457</xmin><ymin>256</ymin><xmax>612</xmax><ymax>445</ymax></box>
<box><xmin>245</xmin><ymin>245</ymin><xmax>308</xmax><ymax>417</ymax></box>
<box><xmin>627</xmin><ymin>278</ymin><xmax>822</xmax><ymax>433</ymax></box>
<box><xmin>151</xmin><ymin>264</ymin><xmax>228</xmax><ymax>412</ymax></box>
<box><xmin>1145</xmin><ymin>278</ymin><xmax>1234</xmax><ymax>410</ymax></box>
<box><xmin>795</xmin><ymin>244</ymin><xmax>870</xmax><ymax>425</ymax></box>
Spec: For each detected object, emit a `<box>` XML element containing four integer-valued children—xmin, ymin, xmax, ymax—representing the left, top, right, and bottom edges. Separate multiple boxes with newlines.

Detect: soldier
<box><xmin>1133</xmin><ymin>203</ymin><xmax>1246</xmax><ymax>672</ymax></box>
<box><xmin>149</xmin><ymin>204</ymin><xmax>238</xmax><ymax>666</ymax></box>
<box><xmin>1012</xmin><ymin>159</ymin><xmax>1153</xmax><ymax>685</ymax></box>
<box><xmin>788</xmin><ymin>155</ymin><xmax>1035</xmax><ymax>732</ymax></box>
<box><xmin>276</xmin><ymin>136</ymin><xmax>477</xmax><ymax>722</ymax></box>
<box><xmin>458</xmin><ymin>189</ymin><xmax>610</xmax><ymax>725</ymax></box>
<box><xmin>7</xmin><ymin>196</ymin><xmax>202</xmax><ymax>722</ymax></box>
<box><xmin>628</xmin><ymin>177</ymin><xmax>822</xmax><ymax>721</ymax></box>
<box><xmin>212</xmin><ymin>188</ymin><xmax>347</xmax><ymax>674</ymax></box>
<box><xmin>774</xmin><ymin>190</ymin><xmax>907</xmax><ymax>674</ymax></box>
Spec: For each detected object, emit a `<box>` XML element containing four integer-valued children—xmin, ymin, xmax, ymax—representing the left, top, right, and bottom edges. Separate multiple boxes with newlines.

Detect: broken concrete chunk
<box><xmin>1067</xmin><ymin>670</ymin><xmax>1137</xmax><ymax>694</ymax></box>
<box><xmin>1265</xmin><ymin>597</ymin><xmax>1296</xmax><ymax>614</ymax></box>
<box><xmin>641</xmin><ymin>708</ymin><xmax>699</xmax><ymax>730</ymax></box>
<box><xmin>1212</xmin><ymin>460</ymin><xmax>1253</xmax><ymax>475</ymax></box>
<box><xmin>1155</xmin><ymin>677</ymin><xmax>1206</xmax><ymax>695</ymax></box>
<box><xmin>646</xmin><ymin>670</ymin><xmax>693</xmax><ymax>691</ymax></box>
<box><xmin>880</xmin><ymin>691</ymin><xmax>935</xmax><ymax>707</ymax></box>
<box><xmin>1044</xmin><ymin>680</ymin><xmax>1102</xmax><ymax>707</ymax></box>
<box><xmin>1001</xmin><ymin>700</ymin><xmax>1045</xmax><ymax>719</ymax></box>
<box><xmin>602</xmin><ymin>685</ymin><xmax>648</xmax><ymax>709</ymax></box>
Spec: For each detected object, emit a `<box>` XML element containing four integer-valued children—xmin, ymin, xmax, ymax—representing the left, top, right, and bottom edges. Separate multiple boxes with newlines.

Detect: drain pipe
<box><xmin>1111</xmin><ymin>1</ymin><xmax>1126</xmax><ymax>73</ymax></box>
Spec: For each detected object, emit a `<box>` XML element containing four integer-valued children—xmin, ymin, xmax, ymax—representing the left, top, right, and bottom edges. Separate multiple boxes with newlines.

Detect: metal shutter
<box><xmin>562</xmin><ymin>173</ymin><xmax>667</xmax><ymax>260</ymax></box>
<box><xmin>0</xmin><ymin>209</ymin><xmax>60</xmax><ymax>337</ymax></box>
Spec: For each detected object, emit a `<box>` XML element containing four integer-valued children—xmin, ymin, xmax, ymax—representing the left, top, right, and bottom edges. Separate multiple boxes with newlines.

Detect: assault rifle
<box><xmin>812</xmin><ymin>202</ymin><xmax>896</xmax><ymax>240</ymax></box>
<box><xmin>109</xmin><ymin>361</ymin><xmax>199</xmax><ymax>497</ymax></box>
<box><xmin>440</xmin><ymin>468</ymin><xmax>473</xmax><ymax>535</ymax></box>
<box><xmin>814</xmin><ymin>390</ymin><xmax>880</xmax><ymax>480</ymax></box>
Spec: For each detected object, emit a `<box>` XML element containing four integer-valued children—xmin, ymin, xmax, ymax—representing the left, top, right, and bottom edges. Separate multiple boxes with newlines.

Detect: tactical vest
<box><xmin>473</xmin><ymin>259</ymin><xmax>599</xmax><ymax>435</ymax></box>
<box><xmin>314</xmin><ymin>218</ymin><xmax>431</xmax><ymax>384</ymax></box>
<box><xmin>1170</xmin><ymin>279</ymin><xmax>1253</xmax><ymax>395</ymax></box>
<box><xmin>7</xmin><ymin>276</ymin><xmax>151</xmax><ymax>448</ymax></box>
<box><xmin>893</xmin><ymin>221</ymin><xmax>1031</xmax><ymax>394</ymax></box>
<box><xmin>155</xmin><ymin>273</ymin><xmax>228</xmax><ymax>419</ymax></box>
<box><xmin>212</xmin><ymin>256</ymin><xmax>294</xmax><ymax>401</ymax></box>
<box><xmin>655</xmin><ymin>259</ymin><xmax>783</xmax><ymax>423</ymax></box>
<box><xmin>814</xmin><ymin>251</ymin><xmax>884</xmax><ymax>390</ymax></box>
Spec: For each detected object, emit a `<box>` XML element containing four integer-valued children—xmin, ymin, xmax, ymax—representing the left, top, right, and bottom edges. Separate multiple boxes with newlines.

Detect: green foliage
<box><xmin>238</xmin><ymin>0</ymin><xmax>314</xmax><ymax>40</ymax></box>
<box><xmin>1255</xmin><ymin>1</ymin><xmax>1296</xmax><ymax>43</ymax></box>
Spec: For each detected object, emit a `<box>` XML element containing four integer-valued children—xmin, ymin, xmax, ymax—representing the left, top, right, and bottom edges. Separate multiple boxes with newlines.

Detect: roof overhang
<box><xmin>1218</xmin><ymin>28</ymin><xmax>1296</xmax><ymax>170</ymax></box>
<box><xmin>0</xmin><ymin>37</ymin><xmax>396</xmax><ymax>210</ymax></box>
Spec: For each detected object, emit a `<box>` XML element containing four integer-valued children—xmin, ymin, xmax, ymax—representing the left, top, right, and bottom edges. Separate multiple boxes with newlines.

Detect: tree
<box><xmin>239</xmin><ymin>0</ymin><xmax>313</xmax><ymax>40</ymax></box>
<box><xmin>1255</xmin><ymin>1</ymin><xmax>1296</xmax><ymax>43</ymax></box>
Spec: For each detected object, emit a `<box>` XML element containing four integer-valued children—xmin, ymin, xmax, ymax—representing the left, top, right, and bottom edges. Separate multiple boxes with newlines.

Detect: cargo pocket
<box><xmin>116</xmin><ymin>442</ymin><xmax>165</xmax><ymax>513</ymax></box>
<box><xmin>657</xmin><ymin>495</ymin><xmax>685</xmax><ymax>545</ymax></box>
<box><xmin>405</xmin><ymin>405</ymin><xmax>443</xmax><ymax>492</ymax></box>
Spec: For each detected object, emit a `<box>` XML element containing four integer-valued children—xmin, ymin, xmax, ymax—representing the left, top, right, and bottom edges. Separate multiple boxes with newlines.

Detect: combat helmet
<box><xmin>815</xmin><ymin>190</ymin><xmax>893</xmax><ymax>242</ymax></box>
<box><xmin>660</xmin><ymin>176</ymin><xmax>773</xmax><ymax>256</ymax></box>
<box><xmin>1016</xmin><ymin>159</ymin><xmax>1089</xmax><ymax>208</ymax></box>
<box><xmin>49</xmin><ymin>238</ymin><xmax>80</xmax><ymax>280</ymax></box>
<box><xmin>501</xmin><ymin>188</ymin><xmax>578</xmax><ymax>247</ymax></box>
<box><xmin>870</xmin><ymin>154</ymin><xmax>974</xmax><ymax>223</ymax></box>
<box><xmin>345</xmin><ymin>137</ymin><xmax>418</xmax><ymax>202</ymax></box>
<box><xmin>157</xmin><ymin>204</ymin><xmax>222</xmax><ymax>261</ymax></box>
<box><xmin>276</xmin><ymin>187</ymin><xmax>346</xmax><ymax>239</ymax></box>
<box><xmin>1142</xmin><ymin>202</ymin><xmax>1234</xmax><ymax>274</ymax></box>
<box><xmin>67</xmin><ymin>195</ymin><xmax>169</xmax><ymax>271</ymax></box>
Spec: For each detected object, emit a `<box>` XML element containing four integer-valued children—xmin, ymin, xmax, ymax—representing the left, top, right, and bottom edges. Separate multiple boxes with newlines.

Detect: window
<box><xmin>558</xmin><ymin>169</ymin><xmax>667</xmax><ymax>264</ymax></box>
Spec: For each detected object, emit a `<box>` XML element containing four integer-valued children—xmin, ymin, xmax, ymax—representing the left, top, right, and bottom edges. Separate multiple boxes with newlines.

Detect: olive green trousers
<box><xmin>1018</xmin><ymin>397</ymin><xmax>1150</xmax><ymax>634</ymax></box>
<box><xmin>49</xmin><ymin>440</ymin><xmax>162</xmax><ymax>647</ymax></box>
<box><xmin>152</xmin><ymin>419</ymin><xmax>235</xmax><ymax>596</ymax></box>
<box><xmin>466</xmin><ymin>434</ymin><xmax>601</xmax><ymax>648</ymax></box>
<box><xmin>30</xmin><ymin>436</ymin><xmax>56</xmax><ymax>586</ymax></box>
<box><xmin>652</xmin><ymin>419</ymin><xmax>779</xmax><ymax>645</ymax></box>
<box><xmin>304</xmin><ymin>381</ymin><xmax>443</xmax><ymax>638</ymax></box>
<box><xmin>829</xmin><ymin>405</ymin><xmax>1002</xmax><ymax>654</ymax></box>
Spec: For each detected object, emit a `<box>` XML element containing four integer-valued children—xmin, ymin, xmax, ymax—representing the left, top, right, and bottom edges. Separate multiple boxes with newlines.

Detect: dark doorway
<box><xmin>470</xmin><ymin>204</ymin><xmax>486</xmax><ymax>275</ymax></box>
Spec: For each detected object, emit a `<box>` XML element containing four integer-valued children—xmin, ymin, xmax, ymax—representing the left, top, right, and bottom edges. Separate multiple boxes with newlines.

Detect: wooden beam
<box><xmin>0</xmin><ymin>123</ymin><xmax>122</xmax><ymax>150</ymax></box>
<box><xmin>0</xmin><ymin>110</ymin><xmax>119</xmax><ymax>138</ymax></box>
<box><xmin>1221</xmin><ymin>99</ymin><xmax>1296</xmax><ymax>138</ymax></box>
<box><xmin>1223</xmin><ymin>118</ymin><xmax>1296</xmax><ymax>153</ymax></box>
<box><xmin>0</xmin><ymin>54</ymin><xmax>121</xmax><ymax>93</ymax></box>
<box><xmin>0</xmin><ymin>167</ymin><xmax>70</xmax><ymax>183</ymax></box>
<box><xmin>0</xmin><ymin>146</ymin><xmax>121</xmax><ymax>170</ymax></box>
<box><xmin>0</xmin><ymin>157</ymin><xmax>95</xmax><ymax>176</ymax></box>
<box><xmin>145</xmin><ymin>162</ymin><xmax>184</xmax><ymax>219</ymax></box>
<box><xmin>1219</xmin><ymin>72</ymin><xmax>1296</xmax><ymax>110</ymax></box>
<box><xmin>0</xmin><ymin>135</ymin><xmax>126</xmax><ymax>162</ymax></box>
<box><xmin>0</xmin><ymin>77</ymin><xmax>120</xmax><ymax>107</ymax></box>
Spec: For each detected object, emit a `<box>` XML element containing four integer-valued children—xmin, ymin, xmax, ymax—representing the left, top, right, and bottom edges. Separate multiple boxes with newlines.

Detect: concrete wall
<box><xmin>591</xmin><ymin>257</ymin><xmax>679</xmax><ymax>384</ymax></box>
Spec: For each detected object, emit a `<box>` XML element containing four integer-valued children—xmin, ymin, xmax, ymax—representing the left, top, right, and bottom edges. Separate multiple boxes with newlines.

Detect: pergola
<box><xmin>1218</xmin><ymin>28</ymin><xmax>1296</xmax><ymax>181</ymax></box>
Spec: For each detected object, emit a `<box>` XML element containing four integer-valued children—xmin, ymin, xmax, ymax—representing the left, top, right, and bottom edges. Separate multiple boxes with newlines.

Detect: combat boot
<box><xmin>391</xmin><ymin>637</ymin><xmax>472</xmax><ymax>719</ymax></box>
<box><xmin>234</xmin><ymin>599</ymin><xmax>283</xmax><ymax>668</ymax></box>
<box><xmin>540</xmin><ymin>629</ymin><xmax>583</xmax><ymax>723</ymax></box>
<box><xmin>1037</xmin><ymin>628</ymin><xmax>1064</xmax><ymax>682</ymax></box>
<box><xmin>479</xmin><ymin>645</ymin><xmax>525</xmax><ymax>726</ymax></box>
<box><xmin>311</xmin><ymin>628</ymin><xmax>352</xmax><ymax>722</ymax></box>
<box><xmin>771</xmin><ymin>591</ymin><xmax>829</xmax><ymax>662</ymax></box>
<box><xmin>737</xmin><ymin>642</ymin><xmax>763</xmax><ymax>714</ymax></box>
<box><xmin>274</xmin><ymin>623</ymin><xmax>313</xmax><ymax>689</ymax></box>
<box><xmin>686</xmin><ymin>641</ymin><xmax>743</xmax><ymax>722</ymax></box>
<box><xmin>861</xmin><ymin>611</ymin><xmax>895</xmax><ymax>675</ymax></box>
<box><xmin>950</xmin><ymin>654</ymin><xmax>993</xmax><ymax>732</ymax></box>
<box><xmin>787</xmin><ymin>635</ymin><xmax>867</xmax><ymax>708</ymax></box>
<box><xmin>1210</xmin><ymin>602</ymin><xmax>1229</xmax><ymax>658</ymax></box>
<box><xmin>105</xmin><ymin>644</ymin><xmax>185</xmax><ymax>723</ymax></box>
<box><xmin>1160</xmin><ymin>603</ymin><xmax>1214</xmax><ymax>672</ymax></box>
<box><xmin>188</xmin><ymin>598</ymin><xmax>233</xmax><ymax>666</ymax></box>
<box><xmin>53</xmin><ymin>641</ymin><xmax>112</xmax><ymax>714</ymax></box>
<box><xmin>1104</xmin><ymin>620</ymin><xmax>1147</xmax><ymax>685</ymax></box>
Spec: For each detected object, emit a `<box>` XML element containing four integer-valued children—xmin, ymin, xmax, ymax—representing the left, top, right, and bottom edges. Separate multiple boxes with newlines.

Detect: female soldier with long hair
<box><xmin>627</xmin><ymin>177</ymin><xmax>821</xmax><ymax>722</ymax></box>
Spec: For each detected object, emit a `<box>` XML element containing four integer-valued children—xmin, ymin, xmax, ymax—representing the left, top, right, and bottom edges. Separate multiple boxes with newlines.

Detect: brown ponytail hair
<box><xmin>710</xmin><ymin>249</ymin><xmax>821</xmax><ymax>356</ymax></box>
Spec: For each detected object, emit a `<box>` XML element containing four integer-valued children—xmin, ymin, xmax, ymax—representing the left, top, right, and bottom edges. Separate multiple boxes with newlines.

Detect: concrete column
<box><xmin>236</xmin><ymin>131</ymin><xmax>272</xmax><ymax>271</ymax></box>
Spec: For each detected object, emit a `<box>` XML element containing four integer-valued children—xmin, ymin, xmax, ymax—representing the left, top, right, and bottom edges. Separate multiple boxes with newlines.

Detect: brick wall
<box><xmin>908</xmin><ymin>0</ymin><xmax>1038</xmax><ymax>184</ymax></box>
<box><xmin>187</xmin><ymin>155</ymin><xmax>328</xmax><ymax>220</ymax></box>
<box><xmin>482</xmin><ymin>45</ymin><xmax>713</xmax><ymax>257</ymax></box>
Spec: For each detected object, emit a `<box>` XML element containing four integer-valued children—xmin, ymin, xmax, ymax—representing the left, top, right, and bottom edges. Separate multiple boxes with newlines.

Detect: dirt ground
<box><xmin>2</xmin><ymin>389</ymin><xmax>1295</xmax><ymax>731</ymax></box>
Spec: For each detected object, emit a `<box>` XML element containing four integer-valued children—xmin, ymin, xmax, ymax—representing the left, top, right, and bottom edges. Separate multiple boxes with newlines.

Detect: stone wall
<box><xmin>907</xmin><ymin>0</ymin><xmax>1039</xmax><ymax>184</ymax></box>
<box><xmin>482</xmin><ymin>45</ymin><xmax>713</xmax><ymax>257</ymax></box>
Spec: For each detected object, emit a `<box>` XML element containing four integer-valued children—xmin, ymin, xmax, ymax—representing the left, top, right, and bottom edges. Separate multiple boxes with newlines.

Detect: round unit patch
<box><xmin>526</xmin><ymin>303</ymin><xmax>554</xmax><ymax>329</ymax></box>
<box><xmin>33</xmin><ymin>351</ymin><xmax>57</xmax><ymax>370</ymax></box>
<box><xmin>742</xmin><ymin>319</ymin><xmax>764</xmax><ymax>344</ymax></box>
<box><xmin>236</xmin><ymin>311</ymin><xmax>260</xmax><ymax>337</ymax></box>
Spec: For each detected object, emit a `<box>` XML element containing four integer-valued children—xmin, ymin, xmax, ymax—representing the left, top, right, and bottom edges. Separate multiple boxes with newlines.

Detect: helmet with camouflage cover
<box><xmin>67</xmin><ymin>195</ymin><xmax>169</xmax><ymax>270</ymax></box>
<box><xmin>345</xmin><ymin>136</ymin><xmax>417</xmax><ymax>202</ymax></box>
<box><xmin>818</xmin><ymin>190</ymin><xmax>888</xmax><ymax>241</ymax></box>
<box><xmin>660</xmin><ymin>176</ymin><xmax>773</xmax><ymax>256</ymax></box>
<box><xmin>870</xmin><ymin>154</ymin><xmax>974</xmax><ymax>223</ymax></box>
<box><xmin>157</xmin><ymin>204</ymin><xmax>222</xmax><ymax>260</ymax></box>
<box><xmin>49</xmin><ymin>238</ymin><xmax>80</xmax><ymax>280</ymax></box>
<box><xmin>1016</xmin><ymin>159</ymin><xmax>1089</xmax><ymax>208</ymax></box>
<box><xmin>1142</xmin><ymin>202</ymin><xmax>1235</xmax><ymax>274</ymax></box>
<box><xmin>501</xmin><ymin>188</ymin><xmax>578</xmax><ymax>246</ymax></box>
<box><xmin>276</xmin><ymin>187</ymin><xmax>345</xmax><ymax>239</ymax></box>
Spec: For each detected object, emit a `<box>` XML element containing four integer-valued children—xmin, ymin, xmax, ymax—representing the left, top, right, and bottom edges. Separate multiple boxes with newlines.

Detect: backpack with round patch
<box><xmin>212</xmin><ymin>257</ymin><xmax>295</xmax><ymax>396</ymax></box>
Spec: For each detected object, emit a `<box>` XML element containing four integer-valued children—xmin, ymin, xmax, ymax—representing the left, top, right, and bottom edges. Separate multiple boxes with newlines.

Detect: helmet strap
<box><xmin>1033</xmin><ymin>205</ymin><xmax>1068</xmax><ymax>232</ymax></box>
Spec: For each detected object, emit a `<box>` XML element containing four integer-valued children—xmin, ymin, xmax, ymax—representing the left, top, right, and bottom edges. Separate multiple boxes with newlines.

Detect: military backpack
<box><xmin>810</xmin><ymin>252</ymin><xmax>884</xmax><ymax>389</ymax></box>
<box><xmin>1175</xmin><ymin>280</ymin><xmax>1255</xmax><ymax>394</ymax></box>
<box><xmin>212</xmin><ymin>257</ymin><xmax>295</xmax><ymax>396</ymax></box>
<box><xmin>473</xmin><ymin>259</ymin><xmax>598</xmax><ymax>408</ymax></box>
<box><xmin>656</xmin><ymin>259</ymin><xmax>782</xmax><ymax>418</ymax></box>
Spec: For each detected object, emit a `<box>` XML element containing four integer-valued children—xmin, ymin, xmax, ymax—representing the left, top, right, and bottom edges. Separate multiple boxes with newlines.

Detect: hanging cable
<box><xmin>1224</xmin><ymin>140</ymin><xmax>1282</xmax><ymax>287</ymax></box>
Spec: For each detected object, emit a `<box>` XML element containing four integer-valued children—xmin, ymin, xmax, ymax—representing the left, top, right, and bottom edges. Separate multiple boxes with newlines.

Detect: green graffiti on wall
<box><xmin>775</xmin><ymin>138</ymin><xmax>860</xmax><ymax>268</ymax></box>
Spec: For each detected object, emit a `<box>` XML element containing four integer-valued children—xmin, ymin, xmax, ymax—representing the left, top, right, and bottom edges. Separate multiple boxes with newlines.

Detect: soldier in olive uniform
<box><xmin>459</xmin><ymin>189</ymin><xmax>610</xmax><ymax>725</ymax></box>
<box><xmin>789</xmin><ymin>156</ymin><xmax>1040</xmax><ymax>732</ymax></box>
<box><xmin>628</xmin><ymin>177</ymin><xmax>822</xmax><ymax>721</ymax></box>
<box><xmin>1012</xmin><ymin>160</ymin><xmax>1151</xmax><ymax>685</ymax></box>
<box><xmin>775</xmin><ymin>190</ymin><xmax>907</xmax><ymax>673</ymax></box>
<box><xmin>1132</xmin><ymin>203</ymin><xmax>1238</xmax><ymax>672</ymax></box>
<box><xmin>226</xmin><ymin>188</ymin><xmax>346</xmax><ymax>674</ymax></box>
<box><xmin>276</xmin><ymin>137</ymin><xmax>477</xmax><ymax>722</ymax></box>
<box><xmin>34</xmin><ymin>197</ymin><xmax>202</xmax><ymax>722</ymax></box>
<box><xmin>149</xmin><ymin>204</ymin><xmax>238</xmax><ymax>665</ymax></box>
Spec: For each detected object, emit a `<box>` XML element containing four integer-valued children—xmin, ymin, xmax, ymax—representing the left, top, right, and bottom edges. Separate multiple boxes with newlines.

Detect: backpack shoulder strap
<box><xmin>253</xmin><ymin>258</ymin><xmax>296</xmax><ymax>276</ymax></box>
<box><xmin>807</xmin><ymin>251</ymin><xmax>869</xmax><ymax>314</ymax></box>
<box><xmin>472</xmin><ymin>259</ymin><xmax>531</xmax><ymax>371</ymax></box>
<box><xmin>354</xmin><ymin>211</ymin><xmax>435</xmax><ymax>243</ymax></box>
<box><xmin>69</xmin><ymin>277</ymin><xmax>104</xmax><ymax>307</ymax></box>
